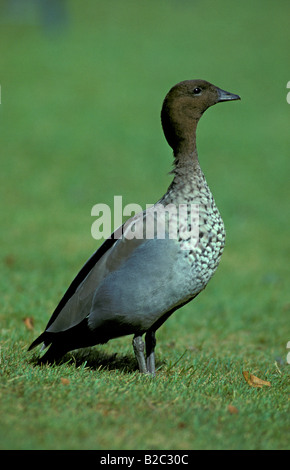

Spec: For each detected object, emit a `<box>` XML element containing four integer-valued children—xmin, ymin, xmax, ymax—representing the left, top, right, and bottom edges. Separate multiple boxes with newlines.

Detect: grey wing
<box><xmin>87</xmin><ymin>237</ymin><xmax>195</xmax><ymax>333</ymax></box>
<box><xmin>46</xmin><ymin>210</ymin><xmax>199</xmax><ymax>337</ymax></box>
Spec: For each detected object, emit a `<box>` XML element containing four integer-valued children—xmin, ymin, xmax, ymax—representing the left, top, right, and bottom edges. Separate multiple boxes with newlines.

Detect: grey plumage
<box><xmin>29</xmin><ymin>80</ymin><xmax>240</xmax><ymax>374</ymax></box>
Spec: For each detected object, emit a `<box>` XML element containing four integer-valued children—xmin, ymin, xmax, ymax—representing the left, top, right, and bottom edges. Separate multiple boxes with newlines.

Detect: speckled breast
<box><xmin>161</xmin><ymin>167</ymin><xmax>226</xmax><ymax>296</ymax></box>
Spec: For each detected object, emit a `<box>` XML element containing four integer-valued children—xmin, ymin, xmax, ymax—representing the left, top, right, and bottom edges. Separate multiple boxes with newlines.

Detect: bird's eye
<box><xmin>193</xmin><ymin>87</ymin><xmax>202</xmax><ymax>95</ymax></box>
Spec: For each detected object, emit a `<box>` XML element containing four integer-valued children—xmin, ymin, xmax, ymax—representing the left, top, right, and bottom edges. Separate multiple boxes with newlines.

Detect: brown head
<box><xmin>161</xmin><ymin>80</ymin><xmax>240</xmax><ymax>156</ymax></box>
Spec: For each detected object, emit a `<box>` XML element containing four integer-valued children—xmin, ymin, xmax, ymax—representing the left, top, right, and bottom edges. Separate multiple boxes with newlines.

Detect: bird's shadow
<box><xmin>30</xmin><ymin>347</ymin><xmax>164</xmax><ymax>374</ymax></box>
<box><xmin>71</xmin><ymin>348</ymin><xmax>139</xmax><ymax>373</ymax></box>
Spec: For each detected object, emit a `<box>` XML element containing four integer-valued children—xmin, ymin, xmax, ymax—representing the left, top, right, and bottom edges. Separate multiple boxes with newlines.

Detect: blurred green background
<box><xmin>0</xmin><ymin>0</ymin><xmax>289</xmax><ymax>450</ymax></box>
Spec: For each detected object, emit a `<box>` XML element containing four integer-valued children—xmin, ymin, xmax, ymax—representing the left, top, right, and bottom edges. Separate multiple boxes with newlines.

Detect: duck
<box><xmin>29</xmin><ymin>80</ymin><xmax>240</xmax><ymax>375</ymax></box>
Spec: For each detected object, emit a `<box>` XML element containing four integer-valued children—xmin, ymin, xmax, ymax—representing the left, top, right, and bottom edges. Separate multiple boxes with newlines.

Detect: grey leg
<box><xmin>145</xmin><ymin>330</ymin><xmax>156</xmax><ymax>376</ymax></box>
<box><xmin>133</xmin><ymin>335</ymin><xmax>148</xmax><ymax>374</ymax></box>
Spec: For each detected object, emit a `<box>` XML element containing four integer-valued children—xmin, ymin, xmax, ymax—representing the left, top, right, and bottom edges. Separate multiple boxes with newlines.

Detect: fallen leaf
<box><xmin>4</xmin><ymin>255</ymin><xmax>15</xmax><ymax>267</ymax></box>
<box><xmin>23</xmin><ymin>317</ymin><xmax>34</xmax><ymax>331</ymax></box>
<box><xmin>178</xmin><ymin>422</ymin><xmax>187</xmax><ymax>428</ymax></box>
<box><xmin>242</xmin><ymin>371</ymin><xmax>271</xmax><ymax>388</ymax></box>
<box><xmin>60</xmin><ymin>378</ymin><xmax>70</xmax><ymax>385</ymax></box>
<box><xmin>228</xmin><ymin>404</ymin><xmax>239</xmax><ymax>414</ymax></box>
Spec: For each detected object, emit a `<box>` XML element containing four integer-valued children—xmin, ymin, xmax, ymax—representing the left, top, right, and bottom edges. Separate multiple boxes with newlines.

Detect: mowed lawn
<box><xmin>0</xmin><ymin>0</ymin><xmax>289</xmax><ymax>450</ymax></box>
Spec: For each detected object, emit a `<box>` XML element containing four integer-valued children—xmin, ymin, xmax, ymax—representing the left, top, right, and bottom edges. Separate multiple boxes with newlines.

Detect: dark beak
<box><xmin>217</xmin><ymin>87</ymin><xmax>241</xmax><ymax>102</ymax></box>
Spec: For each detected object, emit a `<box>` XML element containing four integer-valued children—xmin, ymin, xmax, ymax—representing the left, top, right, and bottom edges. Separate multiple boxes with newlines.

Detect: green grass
<box><xmin>0</xmin><ymin>0</ymin><xmax>289</xmax><ymax>450</ymax></box>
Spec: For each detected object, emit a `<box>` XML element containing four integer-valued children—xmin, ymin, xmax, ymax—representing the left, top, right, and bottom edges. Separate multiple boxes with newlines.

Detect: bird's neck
<box><xmin>163</xmin><ymin>147</ymin><xmax>206</xmax><ymax>205</ymax></box>
<box><xmin>171</xmin><ymin>128</ymin><xmax>200</xmax><ymax>181</ymax></box>
<box><xmin>161</xmin><ymin>106</ymin><xmax>203</xmax><ymax>190</ymax></box>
